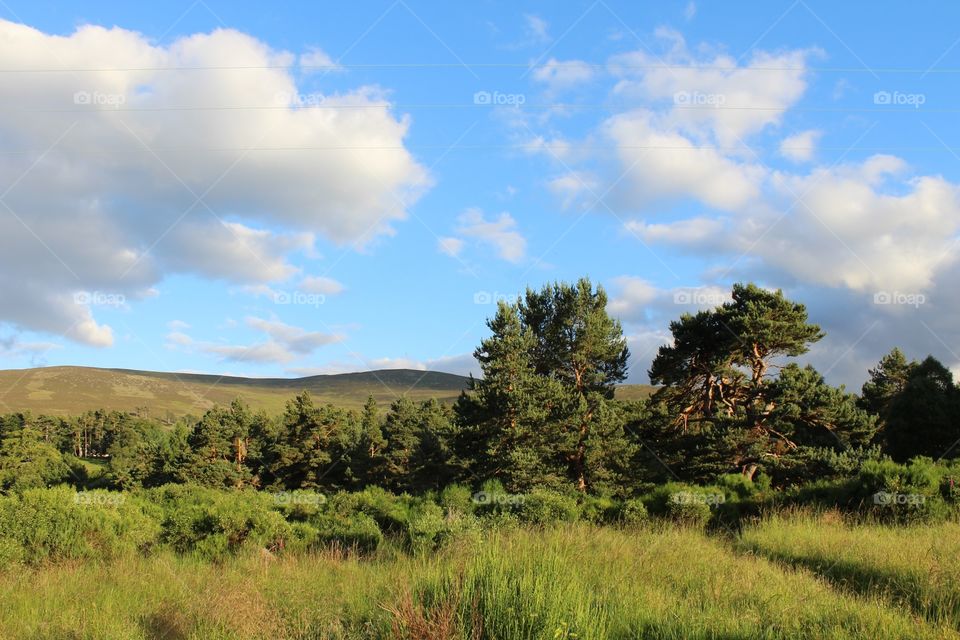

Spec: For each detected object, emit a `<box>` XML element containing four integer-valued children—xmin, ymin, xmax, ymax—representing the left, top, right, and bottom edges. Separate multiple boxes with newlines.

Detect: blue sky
<box><xmin>0</xmin><ymin>0</ymin><xmax>958</xmax><ymax>388</ymax></box>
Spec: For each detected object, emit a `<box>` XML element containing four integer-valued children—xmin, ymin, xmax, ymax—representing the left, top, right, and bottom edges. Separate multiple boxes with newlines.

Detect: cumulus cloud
<box><xmin>532</xmin><ymin>58</ymin><xmax>596</xmax><ymax>93</ymax></box>
<box><xmin>299</xmin><ymin>276</ymin><xmax>345</xmax><ymax>295</ymax></box>
<box><xmin>445</xmin><ymin>208</ymin><xmax>527</xmax><ymax>263</ymax></box>
<box><xmin>0</xmin><ymin>20</ymin><xmax>428</xmax><ymax>346</ymax></box>
<box><xmin>168</xmin><ymin>316</ymin><xmax>343</xmax><ymax>364</ymax></box>
<box><xmin>780</xmin><ymin>129</ymin><xmax>822</xmax><ymax>162</ymax></box>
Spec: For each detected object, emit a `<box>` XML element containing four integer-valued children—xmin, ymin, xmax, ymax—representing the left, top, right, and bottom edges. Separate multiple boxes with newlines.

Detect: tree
<box><xmin>649</xmin><ymin>283</ymin><xmax>829</xmax><ymax>479</ymax></box>
<box><xmin>263</xmin><ymin>391</ymin><xmax>360</xmax><ymax>491</ymax></box>
<box><xmin>882</xmin><ymin>356</ymin><xmax>960</xmax><ymax>461</ymax></box>
<box><xmin>859</xmin><ymin>348</ymin><xmax>916</xmax><ymax>419</ymax></box>
<box><xmin>0</xmin><ymin>424</ymin><xmax>73</xmax><ymax>493</ymax></box>
<box><xmin>456</xmin><ymin>278</ymin><xmax>631</xmax><ymax>493</ymax></box>
<box><xmin>180</xmin><ymin>400</ymin><xmax>256</xmax><ymax>489</ymax></box>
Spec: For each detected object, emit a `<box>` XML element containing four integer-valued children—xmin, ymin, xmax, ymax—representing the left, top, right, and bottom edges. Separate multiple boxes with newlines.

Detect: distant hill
<box><xmin>0</xmin><ymin>366</ymin><xmax>657</xmax><ymax>417</ymax></box>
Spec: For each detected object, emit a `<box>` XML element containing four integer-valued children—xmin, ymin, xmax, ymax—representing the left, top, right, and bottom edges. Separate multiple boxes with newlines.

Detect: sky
<box><xmin>0</xmin><ymin>0</ymin><xmax>958</xmax><ymax>390</ymax></box>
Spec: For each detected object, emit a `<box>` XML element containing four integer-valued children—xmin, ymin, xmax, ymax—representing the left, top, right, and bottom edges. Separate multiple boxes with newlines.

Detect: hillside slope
<box><xmin>0</xmin><ymin>366</ymin><xmax>656</xmax><ymax>417</ymax></box>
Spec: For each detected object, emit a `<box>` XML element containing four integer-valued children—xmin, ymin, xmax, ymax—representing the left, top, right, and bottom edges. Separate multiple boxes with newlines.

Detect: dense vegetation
<box><xmin>1</xmin><ymin>278</ymin><xmax>958</xmax><ymax>638</ymax></box>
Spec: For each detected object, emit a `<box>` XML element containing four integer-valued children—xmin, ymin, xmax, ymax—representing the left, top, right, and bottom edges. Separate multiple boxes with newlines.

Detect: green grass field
<box><xmin>2</xmin><ymin>519</ymin><xmax>956</xmax><ymax>640</ymax></box>
<box><xmin>0</xmin><ymin>366</ymin><xmax>656</xmax><ymax>417</ymax></box>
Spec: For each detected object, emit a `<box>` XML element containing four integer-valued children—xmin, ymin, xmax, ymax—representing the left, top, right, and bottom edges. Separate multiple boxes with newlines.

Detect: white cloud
<box><xmin>525</xmin><ymin>14</ymin><xmax>550</xmax><ymax>43</ymax></box>
<box><xmin>437</xmin><ymin>237</ymin><xmax>465</xmax><ymax>258</ymax></box>
<box><xmin>780</xmin><ymin>129</ymin><xmax>822</xmax><ymax>162</ymax></box>
<box><xmin>299</xmin><ymin>276</ymin><xmax>345</xmax><ymax>295</ymax></box>
<box><xmin>0</xmin><ymin>20</ymin><xmax>428</xmax><ymax>346</ymax></box>
<box><xmin>625</xmin><ymin>217</ymin><xmax>724</xmax><ymax>247</ymax></box>
<box><xmin>245</xmin><ymin>317</ymin><xmax>344</xmax><ymax>355</ymax></box>
<box><xmin>451</xmin><ymin>208</ymin><xmax>528</xmax><ymax>263</ymax></box>
<box><xmin>167</xmin><ymin>320</ymin><xmax>190</xmax><ymax>331</ymax></box>
<box><xmin>532</xmin><ymin>58</ymin><xmax>595</xmax><ymax>92</ymax></box>
<box><xmin>299</xmin><ymin>47</ymin><xmax>339</xmax><ymax>72</ymax></box>
<box><xmin>684</xmin><ymin>2</ymin><xmax>697</xmax><ymax>20</ymax></box>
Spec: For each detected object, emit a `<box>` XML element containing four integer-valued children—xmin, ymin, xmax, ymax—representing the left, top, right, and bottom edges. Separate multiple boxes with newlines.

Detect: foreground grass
<box><xmin>0</xmin><ymin>525</ymin><xmax>953</xmax><ymax>640</ymax></box>
<box><xmin>739</xmin><ymin>512</ymin><xmax>960</xmax><ymax>631</ymax></box>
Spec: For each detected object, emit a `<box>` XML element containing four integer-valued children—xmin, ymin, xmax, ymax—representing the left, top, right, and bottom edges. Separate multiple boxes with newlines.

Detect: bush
<box><xmin>439</xmin><ymin>484</ymin><xmax>475</xmax><ymax>515</ymax></box>
<box><xmin>328</xmin><ymin>486</ymin><xmax>410</xmax><ymax>535</ymax></box>
<box><xmin>0</xmin><ymin>487</ymin><xmax>160</xmax><ymax>565</ymax></box>
<box><xmin>580</xmin><ymin>495</ymin><xmax>618</xmax><ymax>524</ymax></box>
<box><xmin>513</xmin><ymin>489</ymin><xmax>580</xmax><ymax>526</ymax></box>
<box><xmin>314</xmin><ymin>512</ymin><xmax>383</xmax><ymax>553</ymax></box>
<box><xmin>618</xmin><ymin>498</ymin><xmax>648</xmax><ymax>526</ymax></box>
<box><xmin>145</xmin><ymin>484</ymin><xmax>291</xmax><ymax>560</ymax></box>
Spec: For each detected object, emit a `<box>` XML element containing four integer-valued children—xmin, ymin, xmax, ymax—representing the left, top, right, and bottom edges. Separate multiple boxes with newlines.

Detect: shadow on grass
<box><xmin>739</xmin><ymin>544</ymin><xmax>960</xmax><ymax>631</ymax></box>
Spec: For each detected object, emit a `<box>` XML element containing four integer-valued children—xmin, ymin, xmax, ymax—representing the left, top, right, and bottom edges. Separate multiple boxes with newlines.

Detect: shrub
<box><xmin>328</xmin><ymin>486</ymin><xmax>410</xmax><ymax>535</ymax></box>
<box><xmin>439</xmin><ymin>484</ymin><xmax>475</xmax><ymax>515</ymax></box>
<box><xmin>618</xmin><ymin>498</ymin><xmax>648</xmax><ymax>526</ymax></box>
<box><xmin>314</xmin><ymin>513</ymin><xmax>383</xmax><ymax>553</ymax></box>
<box><xmin>580</xmin><ymin>495</ymin><xmax>618</xmax><ymax>524</ymax></box>
<box><xmin>513</xmin><ymin>489</ymin><xmax>580</xmax><ymax>526</ymax></box>
<box><xmin>0</xmin><ymin>487</ymin><xmax>160</xmax><ymax>565</ymax></box>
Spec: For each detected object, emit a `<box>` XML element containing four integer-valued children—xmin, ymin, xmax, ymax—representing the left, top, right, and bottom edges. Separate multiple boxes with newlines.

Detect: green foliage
<box><xmin>618</xmin><ymin>498</ymin><xmax>649</xmax><ymax>526</ymax></box>
<box><xmin>0</xmin><ymin>424</ymin><xmax>73</xmax><ymax>492</ymax></box>
<box><xmin>0</xmin><ymin>486</ymin><xmax>159</xmax><ymax>566</ymax></box>
<box><xmin>513</xmin><ymin>489</ymin><xmax>580</xmax><ymax>526</ymax></box>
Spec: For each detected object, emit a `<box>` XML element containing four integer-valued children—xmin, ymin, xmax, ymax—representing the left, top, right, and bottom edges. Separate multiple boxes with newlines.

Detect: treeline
<box><xmin>1</xmin><ymin>279</ymin><xmax>958</xmax><ymax>499</ymax></box>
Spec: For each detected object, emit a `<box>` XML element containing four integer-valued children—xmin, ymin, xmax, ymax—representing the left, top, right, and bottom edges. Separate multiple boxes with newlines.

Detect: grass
<box><xmin>0</xmin><ymin>524</ymin><xmax>955</xmax><ymax>640</ymax></box>
<box><xmin>0</xmin><ymin>365</ymin><xmax>656</xmax><ymax>416</ymax></box>
<box><xmin>739</xmin><ymin>511</ymin><xmax>960</xmax><ymax>631</ymax></box>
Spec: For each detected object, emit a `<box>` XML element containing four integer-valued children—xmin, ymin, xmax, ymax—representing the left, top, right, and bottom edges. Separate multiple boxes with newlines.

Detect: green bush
<box><xmin>618</xmin><ymin>498</ymin><xmax>648</xmax><ymax>526</ymax></box>
<box><xmin>580</xmin><ymin>495</ymin><xmax>618</xmax><ymax>524</ymax></box>
<box><xmin>439</xmin><ymin>483</ymin><xmax>475</xmax><ymax>515</ymax></box>
<box><xmin>328</xmin><ymin>486</ymin><xmax>410</xmax><ymax>535</ymax></box>
<box><xmin>313</xmin><ymin>512</ymin><xmax>383</xmax><ymax>553</ymax></box>
<box><xmin>0</xmin><ymin>487</ymin><xmax>160</xmax><ymax>565</ymax></box>
<box><xmin>513</xmin><ymin>489</ymin><xmax>580</xmax><ymax>526</ymax></box>
<box><xmin>145</xmin><ymin>484</ymin><xmax>291</xmax><ymax>560</ymax></box>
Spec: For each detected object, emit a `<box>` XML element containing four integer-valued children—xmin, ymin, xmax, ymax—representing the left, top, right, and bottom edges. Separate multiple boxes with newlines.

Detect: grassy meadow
<box><xmin>2</xmin><ymin>518</ymin><xmax>958</xmax><ymax>640</ymax></box>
